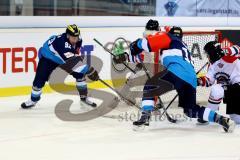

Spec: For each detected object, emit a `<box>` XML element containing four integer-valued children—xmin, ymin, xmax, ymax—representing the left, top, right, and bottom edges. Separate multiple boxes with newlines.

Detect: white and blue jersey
<box><xmin>160</xmin><ymin>36</ymin><xmax>197</xmax><ymax>88</ymax></box>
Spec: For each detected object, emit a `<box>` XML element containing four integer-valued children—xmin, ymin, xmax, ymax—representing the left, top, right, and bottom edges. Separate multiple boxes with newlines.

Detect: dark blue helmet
<box><xmin>168</xmin><ymin>26</ymin><xmax>183</xmax><ymax>39</ymax></box>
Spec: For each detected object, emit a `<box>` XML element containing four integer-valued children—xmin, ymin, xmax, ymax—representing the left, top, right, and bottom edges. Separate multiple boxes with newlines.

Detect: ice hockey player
<box><xmin>21</xmin><ymin>24</ymin><xmax>99</xmax><ymax>109</ymax></box>
<box><xmin>127</xmin><ymin>19</ymin><xmax>160</xmax><ymax>64</ymax></box>
<box><xmin>198</xmin><ymin>41</ymin><xmax>240</xmax><ymax>124</ymax></box>
<box><xmin>114</xmin><ymin>19</ymin><xmax>161</xmax><ymax>105</ymax></box>
<box><xmin>143</xmin><ymin>19</ymin><xmax>160</xmax><ymax>38</ymax></box>
<box><xmin>114</xmin><ymin>26</ymin><xmax>235</xmax><ymax>132</ymax></box>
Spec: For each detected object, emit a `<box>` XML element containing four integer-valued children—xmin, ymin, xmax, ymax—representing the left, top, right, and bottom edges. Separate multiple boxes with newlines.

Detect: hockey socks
<box><xmin>30</xmin><ymin>86</ymin><xmax>42</xmax><ymax>102</ymax></box>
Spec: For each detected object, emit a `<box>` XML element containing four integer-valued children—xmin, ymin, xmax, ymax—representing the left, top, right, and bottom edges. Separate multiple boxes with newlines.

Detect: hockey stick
<box><xmin>93</xmin><ymin>38</ymin><xmax>136</xmax><ymax>74</ymax></box>
<box><xmin>98</xmin><ymin>78</ymin><xmax>141</xmax><ymax>109</ymax></box>
<box><xmin>159</xmin><ymin>62</ymin><xmax>209</xmax><ymax>120</ymax></box>
<box><xmin>60</xmin><ymin>56</ymin><xmax>140</xmax><ymax>109</ymax></box>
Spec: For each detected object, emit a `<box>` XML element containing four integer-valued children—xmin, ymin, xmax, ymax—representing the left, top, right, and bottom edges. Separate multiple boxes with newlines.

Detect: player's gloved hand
<box><xmin>130</xmin><ymin>39</ymin><xmax>144</xmax><ymax>56</ymax></box>
<box><xmin>113</xmin><ymin>52</ymin><xmax>128</xmax><ymax>64</ymax></box>
<box><xmin>86</xmin><ymin>66</ymin><xmax>99</xmax><ymax>81</ymax></box>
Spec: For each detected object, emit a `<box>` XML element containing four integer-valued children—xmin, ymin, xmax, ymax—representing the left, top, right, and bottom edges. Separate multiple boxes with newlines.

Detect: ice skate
<box><xmin>21</xmin><ymin>99</ymin><xmax>37</xmax><ymax>109</ymax></box>
<box><xmin>217</xmin><ymin>117</ymin><xmax>236</xmax><ymax>133</ymax></box>
<box><xmin>80</xmin><ymin>97</ymin><xmax>97</xmax><ymax>108</ymax></box>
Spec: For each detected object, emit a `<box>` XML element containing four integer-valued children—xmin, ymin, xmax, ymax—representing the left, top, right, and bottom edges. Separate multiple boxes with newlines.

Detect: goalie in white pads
<box><xmin>198</xmin><ymin>42</ymin><xmax>240</xmax><ymax>124</ymax></box>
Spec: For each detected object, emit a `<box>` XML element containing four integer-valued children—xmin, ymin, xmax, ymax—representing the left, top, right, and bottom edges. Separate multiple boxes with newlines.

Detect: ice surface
<box><xmin>0</xmin><ymin>93</ymin><xmax>240</xmax><ymax>160</ymax></box>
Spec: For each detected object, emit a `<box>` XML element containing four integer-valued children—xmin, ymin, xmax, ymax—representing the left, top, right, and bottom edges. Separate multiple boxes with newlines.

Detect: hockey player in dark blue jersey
<box><xmin>21</xmin><ymin>24</ymin><xmax>98</xmax><ymax>109</ymax></box>
<box><xmin>114</xmin><ymin>26</ymin><xmax>235</xmax><ymax>132</ymax></box>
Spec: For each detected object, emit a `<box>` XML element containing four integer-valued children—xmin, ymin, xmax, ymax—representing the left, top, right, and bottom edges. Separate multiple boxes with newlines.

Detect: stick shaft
<box><xmin>98</xmin><ymin>78</ymin><xmax>141</xmax><ymax>109</ymax></box>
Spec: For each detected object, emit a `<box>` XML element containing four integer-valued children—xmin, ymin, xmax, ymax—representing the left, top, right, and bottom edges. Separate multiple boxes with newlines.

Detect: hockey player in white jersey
<box><xmin>198</xmin><ymin>41</ymin><xmax>240</xmax><ymax>124</ymax></box>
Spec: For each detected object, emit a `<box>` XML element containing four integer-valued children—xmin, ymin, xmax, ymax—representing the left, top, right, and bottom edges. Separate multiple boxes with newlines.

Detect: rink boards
<box><xmin>0</xmin><ymin>16</ymin><xmax>240</xmax><ymax>97</ymax></box>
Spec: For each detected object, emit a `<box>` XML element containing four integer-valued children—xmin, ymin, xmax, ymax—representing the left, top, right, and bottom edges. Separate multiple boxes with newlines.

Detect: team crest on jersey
<box><xmin>215</xmin><ymin>72</ymin><xmax>230</xmax><ymax>84</ymax></box>
<box><xmin>217</xmin><ymin>63</ymin><xmax>224</xmax><ymax>68</ymax></box>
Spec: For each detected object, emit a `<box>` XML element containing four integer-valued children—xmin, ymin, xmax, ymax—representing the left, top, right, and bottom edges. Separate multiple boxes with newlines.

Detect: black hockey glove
<box><xmin>113</xmin><ymin>52</ymin><xmax>128</xmax><ymax>64</ymax></box>
<box><xmin>87</xmin><ymin>66</ymin><xmax>99</xmax><ymax>81</ymax></box>
<box><xmin>130</xmin><ymin>39</ymin><xmax>144</xmax><ymax>56</ymax></box>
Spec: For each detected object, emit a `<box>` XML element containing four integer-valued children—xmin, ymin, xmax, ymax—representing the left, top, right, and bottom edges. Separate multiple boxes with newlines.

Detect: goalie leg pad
<box><xmin>207</xmin><ymin>84</ymin><xmax>224</xmax><ymax>111</ymax></box>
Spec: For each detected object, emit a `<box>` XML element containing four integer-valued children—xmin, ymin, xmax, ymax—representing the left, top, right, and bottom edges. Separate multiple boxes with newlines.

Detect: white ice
<box><xmin>0</xmin><ymin>93</ymin><xmax>240</xmax><ymax>160</ymax></box>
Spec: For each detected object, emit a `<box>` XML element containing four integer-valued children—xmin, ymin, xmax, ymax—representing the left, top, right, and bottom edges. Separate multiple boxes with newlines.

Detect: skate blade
<box><xmin>80</xmin><ymin>101</ymin><xmax>95</xmax><ymax>108</ymax></box>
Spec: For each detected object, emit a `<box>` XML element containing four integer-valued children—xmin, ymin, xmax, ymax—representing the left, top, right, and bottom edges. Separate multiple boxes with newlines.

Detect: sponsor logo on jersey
<box><xmin>64</xmin><ymin>52</ymin><xmax>74</xmax><ymax>58</ymax></box>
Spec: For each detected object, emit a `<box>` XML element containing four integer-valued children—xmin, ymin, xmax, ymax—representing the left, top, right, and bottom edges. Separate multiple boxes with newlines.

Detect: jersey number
<box><xmin>65</xmin><ymin>42</ymin><xmax>71</xmax><ymax>49</ymax></box>
<box><xmin>182</xmin><ymin>47</ymin><xmax>194</xmax><ymax>65</ymax></box>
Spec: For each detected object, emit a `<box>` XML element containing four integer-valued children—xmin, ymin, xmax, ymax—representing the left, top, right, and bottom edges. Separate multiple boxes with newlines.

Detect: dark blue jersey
<box><xmin>39</xmin><ymin>33</ymin><xmax>82</xmax><ymax>64</ymax></box>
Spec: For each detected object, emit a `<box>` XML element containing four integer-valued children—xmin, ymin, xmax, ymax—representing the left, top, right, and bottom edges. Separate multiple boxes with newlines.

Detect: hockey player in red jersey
<box><xmin>198</xmin><ymin>42</ymin><xmax>240</xmax><ymax>124</ymax></box>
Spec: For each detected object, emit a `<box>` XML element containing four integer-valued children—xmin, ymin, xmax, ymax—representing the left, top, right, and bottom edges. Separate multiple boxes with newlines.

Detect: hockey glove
<box><xmin>113</xmin><ymin>52</ymin><xmax>128</xmax><ymax>64</ymax></box>
<box><xmin>130</xmin><ymin>39</ymin><xmax>144</xmax><ymax>56</ymax></box>
<box><xmin>87</xmin><ymin>66</ymin><xmax>99</xmax><ymax>81</ymax></box>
